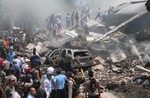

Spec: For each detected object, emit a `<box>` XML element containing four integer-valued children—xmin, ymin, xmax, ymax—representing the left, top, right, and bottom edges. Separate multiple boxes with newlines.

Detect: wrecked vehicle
<box><xmin>44</xmin><ymin>48</ymin><xmax>95</xmax><ymax>70</ymax></box>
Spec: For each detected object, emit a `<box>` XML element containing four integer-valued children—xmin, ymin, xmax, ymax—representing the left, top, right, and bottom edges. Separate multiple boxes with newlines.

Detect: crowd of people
<box><xmin>0</xmin><ymin>35</ymin><xmax>102</xmax><ymax>98</ymax></box>
<box><xmin>0</xmin><ymin>47</ymin><xmax>102</xmax><ymax>98</ymax></box>
<box><xmin>0</xmin><ymin>7</ymin><xmax>106</xmax><ymax>98</ymax></box>
<box><xmin>45</xmin><ymin>7</ymin><xmax>112</xmax><ymax>40</ymax></box>
<box><xmin>45</xmin><ymin>8</ymin><xmax>95</xmax><ymax>38</ymax></box>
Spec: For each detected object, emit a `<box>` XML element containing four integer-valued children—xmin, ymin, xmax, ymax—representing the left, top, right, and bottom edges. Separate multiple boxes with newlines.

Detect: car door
<box><xmin>48</xmin><ymin>49</ymin><xmax>60</xmax><ymax>66</ymax></box>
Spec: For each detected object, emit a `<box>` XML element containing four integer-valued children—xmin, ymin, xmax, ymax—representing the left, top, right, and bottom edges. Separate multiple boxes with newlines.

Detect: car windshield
<box><xmin>74</xmin><ymin>51</ymin><xmax>90</xmax><ymax>57</ymax></box>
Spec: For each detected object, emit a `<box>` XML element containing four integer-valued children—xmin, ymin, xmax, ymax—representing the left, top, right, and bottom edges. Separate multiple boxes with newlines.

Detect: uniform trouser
<box><xmin>51</xmin><ymin>90</ymin><xmax>56</xmax><ymax>98</ymax></box>
<box><xmin>95</xmin><ymin>14</ymin><xmax>102</xmax><ymax>20</ymax></box>
<box><xmin>56</xmin><ymin>89</ymin><xmax>66</xmax><ymax>98</ymax></box>
<box><xmin>67</xmin><ymin>21</ymin><xmax>70</xmax><ymax>28</ymax></box>
<box><xmin>88</xmin><ymin>95</ymin><xmax>99</xmax><ymax>98</ymax></box>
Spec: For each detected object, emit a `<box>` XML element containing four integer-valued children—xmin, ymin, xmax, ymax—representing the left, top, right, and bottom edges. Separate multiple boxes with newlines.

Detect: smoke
<box><xmin>0</xmin><ymin>0</ymin><xmax>76</xmax><ymax>30</ymax></box>
<box><xmin>0</xmin><ymin>0</ymin><xmax>141</xmax><ymax>30</ymax></box>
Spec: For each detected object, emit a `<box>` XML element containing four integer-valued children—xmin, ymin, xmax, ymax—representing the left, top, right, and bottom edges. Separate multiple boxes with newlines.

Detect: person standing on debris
<box><xmin>83</xmin><ymin>77</ymin><xmax>101</xmax><ymax>98</ymax></box>
<box><xmin>71</xmin><ymin>12</ymin><xmax>75</xmax><ymax>26</ymax></box>
<box><xmin>95</xmin><ymin>8</ymin><xmax>102</xmax><ymax>21</ymax></box>
<box><xmin>66</xmin><ymin>13</ymin><xmax>71</xmax><ymax>28</ymax></box>
<box><xmin>65</xmin><ymin>50</ymin><xmax>72</xmax><ymax>71</ymax></box>
<box><xmin>85</xmin><ymin>7</ymin><xmax>91</xmax><ymax>19</ymax></box>
<box><xmin>32</xmin><ymin>48</ymin><xmax>40</xmax><ymax>57</ymax></box>
<box><xmin>56</xmin><ymin>14</ymin><xmax>62</xmax><ymax>39</ymax></box>
<box><xmin>75</xmin><ymin>11</ymin><xmax>79</xmax><ymax>27</ymax></box>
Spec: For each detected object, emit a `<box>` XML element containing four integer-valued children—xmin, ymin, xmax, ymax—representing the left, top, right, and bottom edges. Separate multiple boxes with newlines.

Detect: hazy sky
<box><xmin>0</xmin><ymin>0</ymin><xmax>141</xmax><ymax>29</ymax></box>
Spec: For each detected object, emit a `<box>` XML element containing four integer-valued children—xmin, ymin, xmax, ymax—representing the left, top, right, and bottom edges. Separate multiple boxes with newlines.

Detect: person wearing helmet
<box><xmin>44</xmin><ymin>67</ymin><xmax>54</xmax><ymax>81</ymax></box>
<box><xmin>33</xmin><ymin>79</ymin><xmax>47</xmax><ymax>98</ymax></box>
<box><xmin>43</xmin><ymin>71</ymin><xmax>53</xmax><ymax>98</ymax></box>
<box><xmin>24</xmin><ymin>66</ymin><xmax>31</xmax><ymax>74</ymax></box>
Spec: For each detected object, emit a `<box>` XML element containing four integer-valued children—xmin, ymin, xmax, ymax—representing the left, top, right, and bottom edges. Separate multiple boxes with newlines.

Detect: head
<box><xmin>25</xmin><ymin>66</ymin><xmax>31</xmax><ymax>74</ymax></box>
<box><xmin>73</xmin><ymin>69</ymin><xmax>78</xmax><ymax>75</ymax></box>
<box><xmin>29</xmin><ymin>86</ymin><xmax>36</xmax><ymax>96</ymax></box>
<box><xmin>88</xmin><ymin>68</ymin><xmax>94</xmax><ymax>79</ymax></box>
<box><xmin>33</xmin><ymin>48</ymin><xmax>36</xmax><ymax>55</ymax></box>
<box><xmin>34</xmin><ymin>63</ymin><xmax>38</xmax><ymax>69</ymax></box>
<box><xmin>13</xmin><ymin>60</ymin><xmax>17</xmax><ymax>65</ymax></box>
<box><xmin>18</xmin><ymin>74</ymin><xmax>25</xmax><ymax>82</ymax></box>
<box><xmin>56</xmin><ymin>67</ymin><xmax>62</xmax><ymax>74</ymax></box>
<box><xmin>33</xmin><ymin>48</ymin><xmax>36</xmax><ymax>52</ymax></box>
<box><xmin>14</xmin><ymin>55</ymin><xmax>18</xmax><ymax>59</ymax></box>
<box><xmin>9</xmin><ymin>76</ymin><xmax>17</xmax><ymax>86</ymax></box>
<box><xmin>65</xmin><ymin>71</ymin><xmax>72</xmax><ymax>79</ymax></box>
<box><xmin>33</xmin><ymin>79</ymin><xmax>41</xmax><ymax>89</ymax></box>
<box><xmin>9</xmin><ymin>68</ymin><xmax>15</xmax><ymax>75</ymax></box>
<box><xmin>47</xmin><ymin>71</ymin><xmax>52</xmax><ymax>79</ymax></box>
<box><xmin>15</xmin><ymin>83</ymin><xmax>24</xmax><ymax>94</ymax></box>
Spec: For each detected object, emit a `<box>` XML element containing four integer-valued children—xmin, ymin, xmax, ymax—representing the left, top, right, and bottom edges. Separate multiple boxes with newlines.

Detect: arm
<box><xmin>97</xmin><ymin>80</ymin><xmax>101</xmax><ymax>96</ymax></box>
<box><xmin>0</xmin><ymin>85</ymin><xmax>5</xmax><ymax>98</ymax></box>
<box><xmin>36</xmin><ymin>70</ymin><xmax>41</xmax><ymax>81</ymax></box>
<box><xmin>53</xmin><ymin>79</ymin><xmax>57</xmax><ymax>91</ymax></box>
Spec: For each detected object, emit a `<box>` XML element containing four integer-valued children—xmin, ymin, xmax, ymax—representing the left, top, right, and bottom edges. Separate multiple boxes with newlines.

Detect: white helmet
<box><xmin>47</xmin><ymin>67</ymin><xmax>54</xmax><ymax>74</ymax></box>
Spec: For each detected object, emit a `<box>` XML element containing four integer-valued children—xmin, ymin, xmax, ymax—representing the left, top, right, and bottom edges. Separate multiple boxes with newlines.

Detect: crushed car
<box><xmin>44</xmin><ymin>48</ymin><xmax>96</xmax><ymax>71</ymax></box>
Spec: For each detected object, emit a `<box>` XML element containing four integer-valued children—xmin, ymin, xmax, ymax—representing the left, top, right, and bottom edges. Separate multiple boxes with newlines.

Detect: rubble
<box><xmin>25</xmin><ymin>1</ymin><xmax>150</xmax><ymax>98</ymax></box>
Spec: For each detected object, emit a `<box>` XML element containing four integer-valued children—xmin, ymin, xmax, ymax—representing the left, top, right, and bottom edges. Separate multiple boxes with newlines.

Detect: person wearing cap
<box><xmin>43</xmin><ymin>71</ymin><xmax>53</xmax><ymax>98</ymax></box>
<box><xmin>54</xmin><ymin>68</ymin><xmax>67</xmax><ymax>98</ymax></box>
<box><xmin>5</xmin><ymin>76</ymin><xmax>16</xmax><ymax>98</ymax></box>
